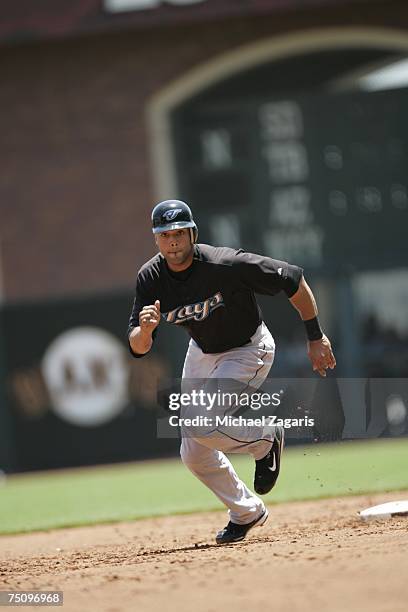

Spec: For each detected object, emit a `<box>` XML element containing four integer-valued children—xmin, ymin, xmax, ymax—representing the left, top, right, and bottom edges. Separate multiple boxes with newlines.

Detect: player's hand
<box><xmin>139</xmin><ymin>300</ymin><xmax>161</xmax><ymax>335</ymax></box>
<box><xmin>307</xmin><ymin>334</ymin><xmax>336</xmax><ymax>377</ymax></box>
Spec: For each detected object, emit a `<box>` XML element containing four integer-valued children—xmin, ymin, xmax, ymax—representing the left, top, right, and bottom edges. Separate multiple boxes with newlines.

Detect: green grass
<box><xmin>0</xmin><ymin>439</ymin><xmax>407</xmax><ymax>535</ymax></box>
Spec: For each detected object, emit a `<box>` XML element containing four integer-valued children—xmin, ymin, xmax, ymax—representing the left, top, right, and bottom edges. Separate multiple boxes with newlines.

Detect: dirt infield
<box><xmin>1</xmin><ymin>491</ymin><xmax>408</xmax><ymax>612</ymax></box>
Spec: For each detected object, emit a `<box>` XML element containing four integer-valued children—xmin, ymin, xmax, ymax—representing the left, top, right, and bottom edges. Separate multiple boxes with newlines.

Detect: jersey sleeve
<box><xmin>127</xmin><ymin>274</ymin><xmax>158</xmax><ymax>358</ymax></box>
<box><xmin>232</xmin><ymin>250</ymin><xmax>303</xmax><ymax>297</ymax></box>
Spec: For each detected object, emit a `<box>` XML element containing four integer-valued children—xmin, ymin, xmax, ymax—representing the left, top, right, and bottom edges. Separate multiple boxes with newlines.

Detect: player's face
<box><xmin>155</xmin><ymin>228</ymin><xmax>194</xmax><ymax>270</ymax></box>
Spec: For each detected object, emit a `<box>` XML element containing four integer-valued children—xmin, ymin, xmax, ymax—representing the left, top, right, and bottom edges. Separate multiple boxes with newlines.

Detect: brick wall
<box><xmin>0</xmin><ymin>1</ymin><xmax>407</xmax><ymax>301</ymax></box>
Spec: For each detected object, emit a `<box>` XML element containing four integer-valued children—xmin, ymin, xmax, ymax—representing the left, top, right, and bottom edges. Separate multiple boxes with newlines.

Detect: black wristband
<box><xmin>304</xmin><ymin>316</ymin><xmax>323</xmax><ymax>341</ymax></box>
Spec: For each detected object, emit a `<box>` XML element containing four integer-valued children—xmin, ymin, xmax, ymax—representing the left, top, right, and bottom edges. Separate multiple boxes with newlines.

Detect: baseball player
<box><xmin>128</xmin><ymin>200</ymin><xmax>336</xmax><ymax>544</ymax></box>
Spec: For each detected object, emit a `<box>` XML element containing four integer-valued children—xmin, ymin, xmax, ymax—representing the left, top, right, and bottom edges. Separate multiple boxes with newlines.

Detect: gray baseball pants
<box><xmin>180</xmin><ymin>321</ymin><xmax>276</xmax><ymax>525</ymax></box>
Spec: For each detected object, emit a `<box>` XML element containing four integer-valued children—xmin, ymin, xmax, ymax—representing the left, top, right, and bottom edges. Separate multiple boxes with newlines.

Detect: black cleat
<box><xmin>215</xmin><ymin>508</ymin><xmax>268</xmax><ymax>545</ymax></box>
<box><xmin>254</xmin><ymin>426</ymin><xmax>285</xmax><ymax>495</ymax></box>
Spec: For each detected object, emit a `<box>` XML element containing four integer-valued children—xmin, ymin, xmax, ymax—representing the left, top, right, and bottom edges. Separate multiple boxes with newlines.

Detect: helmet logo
<box><xmin>163</xmin><ymin>209</ymin><xmax>182</xmax><ymax>221</ymax></box>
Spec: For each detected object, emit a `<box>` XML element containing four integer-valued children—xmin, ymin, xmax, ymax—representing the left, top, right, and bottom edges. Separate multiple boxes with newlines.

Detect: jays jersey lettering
<box><xmin>128</xmin><ymin>244</ymin><xmax>303</xmax><ymax>355</ymax></box>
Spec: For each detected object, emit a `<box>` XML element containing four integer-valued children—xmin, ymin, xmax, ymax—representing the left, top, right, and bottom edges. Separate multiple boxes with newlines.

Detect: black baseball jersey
<box><xmin>128</xmin><ymin>244</ymin><xmax>303</xmax><ymax>356</ymax></box>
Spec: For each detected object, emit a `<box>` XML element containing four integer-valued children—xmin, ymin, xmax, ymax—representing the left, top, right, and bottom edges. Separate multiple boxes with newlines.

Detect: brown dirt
<box><xmin>1</xmin><ymin>491</ymin><xmax>408</xmax><ymax>612</ymax></box>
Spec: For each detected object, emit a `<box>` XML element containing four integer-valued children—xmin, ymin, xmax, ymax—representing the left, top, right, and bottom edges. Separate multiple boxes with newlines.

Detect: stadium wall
<box><xmin>0</xmin><ymin>1</ymin><xmax>407</xmax><ymax>301</ymax></box>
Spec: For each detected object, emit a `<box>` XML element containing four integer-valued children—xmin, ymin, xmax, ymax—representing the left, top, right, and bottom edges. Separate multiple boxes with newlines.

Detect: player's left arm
<box><xmin>289</xmin><ymin>275</ymin><xmax>336</xmax><ymax>377</ymax></box>
<box><xmin>230</xmin><ymin>250</ymin><xmax>336</xmax><ymax>375</ymax></box>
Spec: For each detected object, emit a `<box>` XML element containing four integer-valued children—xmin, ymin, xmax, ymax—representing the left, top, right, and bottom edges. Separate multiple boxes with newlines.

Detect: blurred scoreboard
<box><xmin>175</xmin><ymin>87</ymin><xmax>408</xmax><ymax>273</ymax></box>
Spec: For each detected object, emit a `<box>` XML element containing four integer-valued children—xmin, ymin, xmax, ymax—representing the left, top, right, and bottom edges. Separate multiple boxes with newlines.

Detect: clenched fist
<box><xmin>307</xmin><ymin>334</ymin><xmax>336</xmax><ymax>377</ymax></box>
<box><xmin>139</xmin><ymin>300</ymin><xmax>161</xmax><ymax>334</ymax></box>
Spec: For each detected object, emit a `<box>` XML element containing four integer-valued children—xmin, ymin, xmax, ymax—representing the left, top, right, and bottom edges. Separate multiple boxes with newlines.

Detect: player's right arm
<box><xmin>127</xmin><ymin>269</ymin><xmax>161</xmax><ymax>357</ymax></box>
<box><xmin>129</xmin><ymin>300</ymin><xmax>161</xmax><ymax>355</ymax></box>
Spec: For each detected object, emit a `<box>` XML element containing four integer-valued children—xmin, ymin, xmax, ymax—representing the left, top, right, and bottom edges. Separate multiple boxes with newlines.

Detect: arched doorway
<box><xmin>148</xmin><ymin>28</ymin><xmax>408</xmax><ymax>385</ymax></box>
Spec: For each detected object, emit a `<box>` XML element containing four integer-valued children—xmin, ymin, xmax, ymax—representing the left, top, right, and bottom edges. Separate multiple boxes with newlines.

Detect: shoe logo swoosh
<box><xmin>268</xmin><ymin>452</ymin><xmax>277</xmax><ymax>472</ymax></box>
